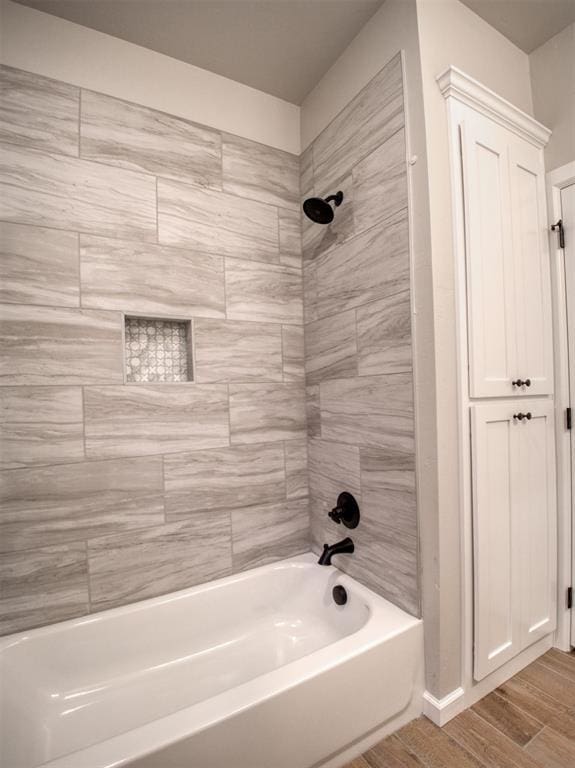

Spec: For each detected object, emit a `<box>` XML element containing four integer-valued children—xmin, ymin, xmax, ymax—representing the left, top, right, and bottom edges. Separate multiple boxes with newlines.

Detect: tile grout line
<box><xmin>85</xmin><ymin>540</ymin><xmax>93</xmax><ymax>615</ymax></box>
<box><xmin>77</xmin><ymin>88</ymin><xmax>82</xmax><ymax>158</ymax></box>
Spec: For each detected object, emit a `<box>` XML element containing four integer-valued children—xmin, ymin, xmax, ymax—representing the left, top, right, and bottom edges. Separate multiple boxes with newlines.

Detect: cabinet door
<box><xmin>516</xmin><ymin>400</ymin><xmax>557</xmax><ymax>646</ymax></box>
<box><xmin>462</xmin><ymin>114</ymin><xmax>517</xmax><ymax>398</ymax></box>
<box><xmin>472</xmin><ymin>401</ymin><xmax>557</xmax><ymax>681</ymax></box>
<box><xmin>471</xmin><ymin>404</ymin><xmax>521</xmax><ymax>681</ymax></box>
<box><xmin>508</xmin><ymin>141</ymin><xmax>553</xmax><ymax>395</ymax></box>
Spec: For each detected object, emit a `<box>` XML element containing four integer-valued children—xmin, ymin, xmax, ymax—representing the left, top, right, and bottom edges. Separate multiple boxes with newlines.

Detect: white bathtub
<box><xmin>0</xmin><ymin>553</ymin><xmax>423</xmax><ymax>768</ymax></box>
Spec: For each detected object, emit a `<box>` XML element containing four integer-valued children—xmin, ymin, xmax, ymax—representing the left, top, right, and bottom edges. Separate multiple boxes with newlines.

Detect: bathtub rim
<box><xmin>0</xmin><ymin>552</ymin><xmax>417</xmax><ymax>652</ymax></box>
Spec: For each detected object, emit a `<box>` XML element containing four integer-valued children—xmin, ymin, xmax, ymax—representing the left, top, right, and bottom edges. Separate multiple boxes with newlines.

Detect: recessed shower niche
<box><xmin>124</xmin><ymin>316</ymin><xmax>193</xmax><ymax>383</ymax></box>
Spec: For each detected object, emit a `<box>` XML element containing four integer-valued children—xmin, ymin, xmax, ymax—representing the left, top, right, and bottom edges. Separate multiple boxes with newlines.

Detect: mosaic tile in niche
<box><xmin>125</xmin><ymin>317</ymin><xmax>192</xmax><ymax>383</ymax></box>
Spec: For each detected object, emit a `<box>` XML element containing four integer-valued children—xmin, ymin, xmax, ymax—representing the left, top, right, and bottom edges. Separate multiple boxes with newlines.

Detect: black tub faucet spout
<box><xmin>318</xmin><ymin>537</ymin><xmax>354</xmax><ymax>566</ymax></box>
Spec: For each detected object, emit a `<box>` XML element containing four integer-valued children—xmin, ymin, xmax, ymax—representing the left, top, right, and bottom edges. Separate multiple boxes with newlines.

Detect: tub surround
<box><xmin>302</xmin><ymin>52</ymin><xmax>419</xmax><ymax>616</ymax></box>
<box><xmin>0</xmin><ymin>64</ymin><xmax>307</xmax><ymax>636</ymax></box>
<box><xmin>0</xmin><ymin>51</ymin><xmax>420</xmax><ymax>635</ymax></box>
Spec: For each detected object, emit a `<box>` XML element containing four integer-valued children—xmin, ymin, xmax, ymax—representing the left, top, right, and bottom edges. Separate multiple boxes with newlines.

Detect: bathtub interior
<box><xmin>1</xmin><ymin>557</ymin><xmax>373</xmax><ymax>768</ymax></box>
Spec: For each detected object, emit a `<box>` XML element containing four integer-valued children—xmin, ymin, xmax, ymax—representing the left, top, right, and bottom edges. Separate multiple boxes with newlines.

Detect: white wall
<box><xmin>0</xmin><ymin>0</ymin><xmax>300</xmax><ymax>154</ymax></box>
<box><xmin>530</xmin><ymin>22</ymin><xmax>575</xmax><ymax>172</ymax></box>
<box><xmin>415</xmin><ymin>0</ymin><xmax>535</xmax><ymax>700</ymax></box>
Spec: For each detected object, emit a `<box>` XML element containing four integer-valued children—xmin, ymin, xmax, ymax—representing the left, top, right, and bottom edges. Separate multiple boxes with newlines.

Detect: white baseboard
<box><xmin>422</xmin><ymin>686</ymin><xmax>465</xmax><ymax>726</ymax></box>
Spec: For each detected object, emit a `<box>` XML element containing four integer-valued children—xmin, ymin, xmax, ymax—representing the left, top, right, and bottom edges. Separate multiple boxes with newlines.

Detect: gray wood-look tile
<box><xmin>315</xmin><ymin>213</ymin><xmax>409</xmax><ymax>319</ymax></box>
<box><xmin>302</xmin><ymin>174</ymin><xmax>355</xmax><ymax>262</ymax></box>
<box><xmin>312</xmin><ymin>53</ymin><xmax>404</xmax><ymax>193</ymax></box>
<box><xmin>305</xmin><ymin>309</ymin><xmax>357</xmax><ymax>384</ymax></box>
<box><xmin>164</xmin><ymin>442</ymin><xmax>286</xmax><ymax>517</ymax></box>
<box><xmin>0</xmin><ymin>386</ymin><xmax>84</xmax><ymax>469</ymax></box>
<box><xmin>285</xmin><ymin>439</ymin><xmax>309</xmax><ymax>500</ymax></box>
<box><xmin>0</xmin><ymin>143</ymin><xmax>157</xmax><ymax>241</ymax></box>
<box><xmin>303</xmin><ymin>258</ymin><xmax>320</xmax><ymax>324</ymax></box>
<box><xmin>231</xmin><ymin>499</ymin><xmax>309</xmax><ymax>571</ymax></box>
<box><xmin>0</xmin><ymin>222</ymin><xmax>79</xmax><ymax>307</ymax></box>
<box><xmin>88</xmin><ymin>513</ymin><xmax>232</xmax><ymax>611</ymax></box>
<box><xmin>279</xmin><ymin>208</ymin><xmax>302</xmax><ymax>268</ymax></box>
<box><xmin>229</xmin><ymin>383</ymin><xmax>306</xmax><ymax>444</ymax></box>
<box><xmin>0</xmin><ymin>304</ymin><xmax>123</xmax><ymax>385</ymax></box>
<box><xmin>0</xmin><ymin>66</ymin><xmax>80</xmax><ymax>157</ymax></box>
<box><xmin>193</xmin><ymin>319</ymin><xmax>283</xmax><ymax>383</ymax></box>
<box><xmin>222</xmin><ymin>133</ymin><xmax>299</xmax><ymax>210</ymax></box>
<box><xmin>300</xmin><ymin>144</ymin><xmax>314</xmax><ymax>196</ymax></box>
<box><xmin>80</xmin><ymin>235</ymin><xmax>225</xmax><ymax>318</ymax></box>
<box><xmin>282</xmin><ymin>325</ymin><xmax>305</xmax><ymax>382</ymax></box>
<box><xmin>353</xmin><ymin>128</ymin><xmax>407</xmax><ymax>235</ymax></box>
<box><xmin>308</xmin><ymin>437</ymin><xmax>361</xmax><ymax>558</ymax></box>
<box><xmin>0</xmin><ymin>543</ymin><xmax>88</xmax><ymax>636</ymax></box>
<box><xmin>308</xmin><ymin>437</ymin><xmax>361</xmax><ymax>518</ymax></box>
<box><xmin>158</xmin><ymin>179</ymin><xmax>279</xmax><ymax>263</ymax></box>
<box><xmin>306</xmin><ymin>384</ymin><xmax>321</xmax><ymax>438</ymax></box>
<box><xmin>320</xmin><ymin>373</ymin><xmax>414</xmax><ymax>450</ymax></box>
<box><xmin>81</xmin><ymin>90</ymin><xmax>221</xmax><ymax>187</ymax></box>
<box><xmin>359</xmin><ymin>447</ymin><xmax>418</xmax><ymax>614</ymax></box>
<box><xmin>333</xmin><ymin>513</ymin><xmax>418</xmax><ymax>616</ymax></box>
<box><xmin>360</xmin><ymin>446</ymin><xmax>416</xmax><ymax>530</ymax></box>
<box><xmin>357</xmin><ymin>291</ymin><xmax>412</xmax><ymax>376</ymax></box>
<box><xmin>0</xmin><ymin>456</ymin><xmax>164</xmax><ymax>553</ymax></box>
<box><xmin>84</xmin><ymin>384</ymin><xmax>229</xmax><ymax>458</ymax></box>
<box><xmin>225</xmin><ymin>259</ymin><xmax>303</xmax><ymax>325</ymax></box>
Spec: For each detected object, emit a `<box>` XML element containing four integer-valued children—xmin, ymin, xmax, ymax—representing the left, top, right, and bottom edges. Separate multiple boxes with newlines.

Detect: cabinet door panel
<box><xmin>517</xmin><ymin>401</ymin><xmax>556</xmax><ymax>646</ymax></box>
<box><xmin>462</xmin><ymin>115</ymin><xmax>517</xmax><ymax>397</ymax></box>
<box><xmin>472</xmin><ymin>404</ymin><xmax>521</xmax><ymax>680</ymax></box>
<box><xmin>509</xmin><ymin>142</ymin><xmax>553</xmax><ymax>395</ymax></box>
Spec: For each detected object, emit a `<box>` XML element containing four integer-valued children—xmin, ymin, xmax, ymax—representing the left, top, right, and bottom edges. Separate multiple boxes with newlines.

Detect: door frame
<box><xmin>546</xmin><ymin>160</ymin><xmax>575</xmax><ymax>651</ymax></box>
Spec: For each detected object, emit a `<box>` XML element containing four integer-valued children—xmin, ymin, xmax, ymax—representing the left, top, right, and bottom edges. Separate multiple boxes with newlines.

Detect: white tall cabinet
<box><xmin>439</xmin><ymin>68</ymin><xmax>557</xmax><ymax>683</ymax></box>
<box><xmin>461</xmin><ymin>112</ymin><xmax>554</xmax><ymax>399</ymax></box>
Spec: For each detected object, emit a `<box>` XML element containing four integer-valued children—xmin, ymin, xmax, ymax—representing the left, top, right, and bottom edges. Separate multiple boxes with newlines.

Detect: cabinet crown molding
<box><xmin>437</xmin><ymin>66</ymin><xmax>551</xmax><ymax>149</ymax></box>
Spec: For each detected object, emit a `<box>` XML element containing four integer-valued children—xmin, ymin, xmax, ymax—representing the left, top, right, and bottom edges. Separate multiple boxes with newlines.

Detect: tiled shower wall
<box><xmin>302</xmin><ymin>53</ymin><xmax>420</xmax><ymax>615</ymax></box>
<box><xmin>0</xmin><ymin>65</ymin><xmax>308</xmax><ymax>635</ymax></box>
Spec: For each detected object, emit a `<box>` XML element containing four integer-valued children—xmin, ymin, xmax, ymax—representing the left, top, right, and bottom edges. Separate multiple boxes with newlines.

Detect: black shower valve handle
<box><xmin>327</xmin><ymin>492</ymin><xmax>360</xmax><ymax>529</ymax></box>
<box><xmin>328</xmin><ymin>506</ymin><xmax>343</xmax><ymax>524</ymax></box>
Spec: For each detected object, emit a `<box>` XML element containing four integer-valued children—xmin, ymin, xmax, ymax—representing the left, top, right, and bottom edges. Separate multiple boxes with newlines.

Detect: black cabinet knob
<box><xmin>513</xmin><ymin>412</ymin><xmax>532</xmax><ymax>421</ymax></box>
<box><xmin>512</xmin><ymin>378</ymin><xmax>532</xmax><ymax>388</ymax></box>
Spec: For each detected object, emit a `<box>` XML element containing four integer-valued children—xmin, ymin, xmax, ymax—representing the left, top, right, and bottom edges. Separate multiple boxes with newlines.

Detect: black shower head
<box><xmin>302</xmin><ymin>191</ymin><xmax>343</xmax><ymax>224</ymax></box>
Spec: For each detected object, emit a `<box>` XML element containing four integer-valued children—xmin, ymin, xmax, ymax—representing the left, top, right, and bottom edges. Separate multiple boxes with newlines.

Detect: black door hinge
<box><xmin>568</xmin><ymin>587</ymin><xmax>573</xmax><ymax>610</ymax></box>
<box><xmin>567</xmin><ymin>407</ymin><xmax>572</xmax><ymax>430</ymax></box>
<box><xmin>551</xmin><ymin>219</ymin><xmax>565</xmax><ymax>249</ymax></box>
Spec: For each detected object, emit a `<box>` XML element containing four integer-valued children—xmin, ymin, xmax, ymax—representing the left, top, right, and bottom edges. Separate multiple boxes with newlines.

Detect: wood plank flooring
<box><xmin>344</xmin><ymin>649</ymin><xmax>575</xmax><ymax>768</ymax></box>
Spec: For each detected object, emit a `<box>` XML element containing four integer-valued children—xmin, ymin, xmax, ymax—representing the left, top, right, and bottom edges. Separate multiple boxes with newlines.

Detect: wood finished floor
<box><xmin>344</xmin><ymin>649</ymin><xmax>575</xmax><ymax>768</ymax></box>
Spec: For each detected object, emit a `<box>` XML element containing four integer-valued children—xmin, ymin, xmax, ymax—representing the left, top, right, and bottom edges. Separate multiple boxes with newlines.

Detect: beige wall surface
<box><xmin>530</xmin><ymin>22</ymin><xmax>575</xmax><ymax>172</ymax></box>
<box><xmin>0</xmin><ymin>0</ymin><xmax>301</xmax><ymax>155</ymax></box>
<box><xmin>415</xmin><ymin>0</ymin><xmax>535</xmax><ymax>699</ymax></box>
<box><xmin>0</xmin><ymin>64</ymin><xmax>307</xmax><ymax>636</ymax></box>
